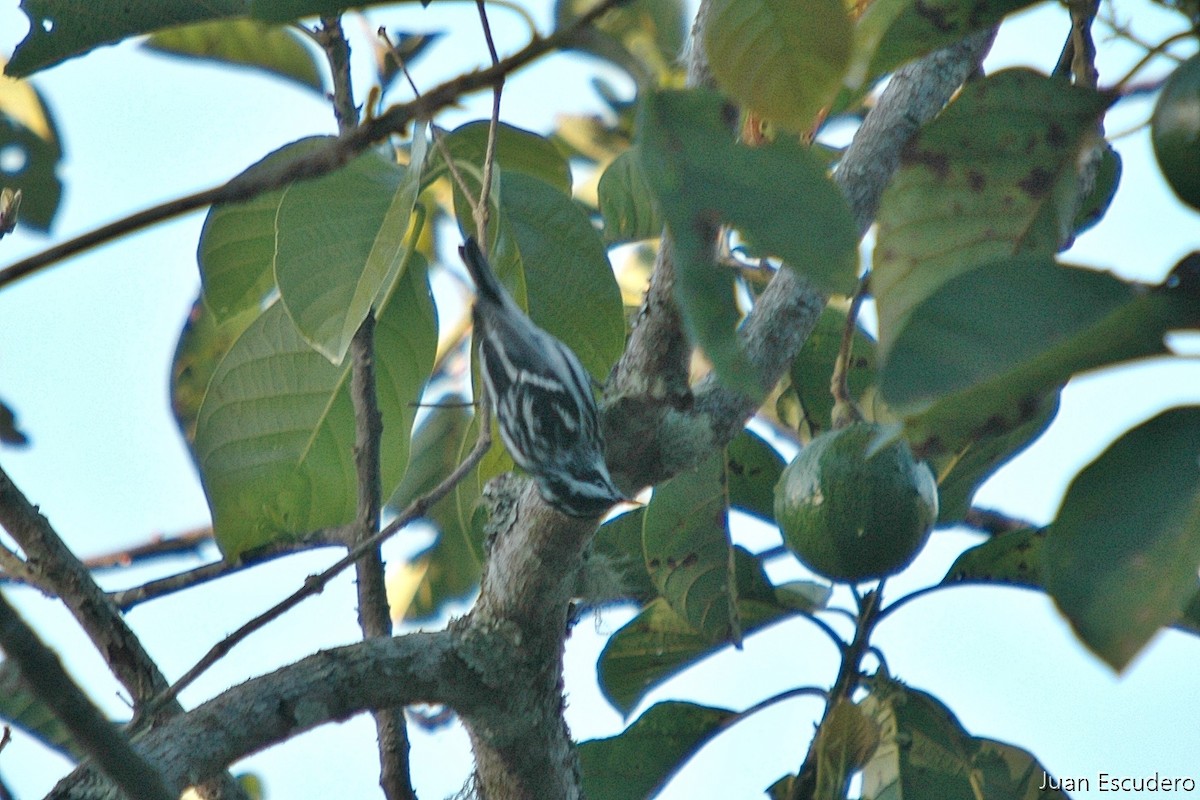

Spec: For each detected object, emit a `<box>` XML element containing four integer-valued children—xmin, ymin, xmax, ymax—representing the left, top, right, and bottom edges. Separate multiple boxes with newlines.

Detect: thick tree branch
<box><xmin>47</xmin><ymin>632</ymin><xmax>485</xmax><ymax>799</ymax></box>
<box><xmin>0</xmin><ymin>465</ymin><xmax>249</xmax><ymax>800</ymax></box>
<box><xmin>0</xmin><ymin>463</ymin><xmax>170</xmax><ymax>708</ymax></box>
<box><xmin>0</xmin><ymin>591</ymin><xmax>173</xmax><ymax>800</ymax></box>
<box><xmin>604</xmin><ymin>23</ymin><xmax>999</xmax><ymax>493</ymax></box>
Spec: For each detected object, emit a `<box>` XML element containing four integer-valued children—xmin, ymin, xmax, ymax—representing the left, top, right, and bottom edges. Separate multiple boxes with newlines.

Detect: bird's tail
<box><xmin>459</xmin><ymin>237</ymin><xmax>507</xmax><ymax>305</ymax></box>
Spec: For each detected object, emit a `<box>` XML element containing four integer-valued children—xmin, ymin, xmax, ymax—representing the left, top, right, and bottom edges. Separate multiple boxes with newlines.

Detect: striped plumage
<box><xmin>459</xmin><ymin>237</ymin><xmax>626</xmax><ymax>518</ymax></box>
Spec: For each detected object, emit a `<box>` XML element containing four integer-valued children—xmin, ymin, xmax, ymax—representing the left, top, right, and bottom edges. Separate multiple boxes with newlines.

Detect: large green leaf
<box><xmin>943</xmin><ymin>527</ymin><xmax>1046</xmax><ymax>589</ymax></box>
<box><xmin>143</xmin><ymin>19</ymin><xmax>323</xmax><ymax>93</ymax></box>
<box><xmin>386</xmin><ymin>397</ymin><xmax>484</xmax><ymax>622</ymax></box>
<box><xmin>578</xmin><ymin>701</ymin><xmax>736</xmax><ymax>800</ymax></box>
<box><xmin>249</xmin><ymin>0</ymin><xmax>424</xmax><ymax>23</ymax></box>
<box><xmin>873</xmin><ymin>69</ymin><xmax>1113</xmax><ymax>355</ymax></box>
<box><xmin>854</xmin><ymin>0</ymin><xmax>1041</xmax><ymax>87</ymax></box>
<box><xmin>726</xmin><ymin>429</ymin><xmax>784</xmax><ymax>522</ymax></box>
<box><xmin>881</xmin><ymin>257</ymin><xmax>1196</xmax><ymax>415</ymax></box>
<box><xmin>789</xmin><ymin>304</ymin><xmax>879</xmax><ymax>439</ymax></box>
<box><xmin>597</xmin><ymin>147</ymin><xmax>661</xmax><ymax>244</ymax></box>
<box><xmin>490</xmin><ymin>172</ymin><xmax>627</xmax><ymax>379</ymax></box>
<box><xmin>636</xmin><ymin>89</ymin><xmax>858</xmax><ymax>392</ymax></box>
<box><xmin>429</xmin><ymin>120</ymin><xmax>572</xmax><ymax>197</ymax></box>
<box><xmin>592</xmin><ymin>508</ymin><xmax>658</xmax><ymax>603</ymax></box>
<box><xmin>642</xmin><ymin>451</ymin><xmax>739</xmax><ymax>644</ymax></box>
<box><xmin>0</xmin><ymin>65</ymin><xmax>62</xmax><ymax>231</ymax></box>
<box><xmin>705</xmin><ymin>0</ymin><xmax>851</xmax><ymax>132</ymax></box>
<box><xmin>195</xmin><ymin>256</ymin><xmax>436</xmax><ymax>557</ymax></box>
<box><xmin>1044</xmin><ymin>407</ymin><xmax>1200</xmax><ymax>671</ymax></box>
<box><xmin>598</xmin><ymin>551</ymin><xmax>827</xmax><ymax>715</ymax></box>
<box><xmin>7</xmin><ymin>0</ymin><xmax>248</xmax><ymax>77</ymax></box>
<box><xmin>199</xmin><ymin>137</ymin><xmax>332</xmax><ymax>322</ymax></box>
<box><xmin>275</xmin><ymin>131</ymin><xmax>426</xmax><ymax>363</ymax></box>
<box><xmin>170</xmin><ymin>296</ymin><xmax>260</xmax><ymax>449</ymax></box>
<box><xmin>555</xmin><ymin>0</ymin><xmax>687</xmax><ymax>85</ymax></box>
<box><xmin>861</xmin><ymin>676</ymin><xmax>1067</xmax><ymax>800</ymax></box>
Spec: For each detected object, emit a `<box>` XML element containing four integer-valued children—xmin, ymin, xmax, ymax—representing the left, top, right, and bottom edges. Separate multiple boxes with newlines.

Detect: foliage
<box><xmin>1</xmin><ymin>0</ymin><xmax>1199</xmax><ymax>798</ymax></box>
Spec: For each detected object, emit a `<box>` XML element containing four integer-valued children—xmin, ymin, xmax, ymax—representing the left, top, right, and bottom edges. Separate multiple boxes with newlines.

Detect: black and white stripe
<box><xmin>460</xmin><ymin>238</ymin><xmax>626</xmax><ymax>518</ymax></box>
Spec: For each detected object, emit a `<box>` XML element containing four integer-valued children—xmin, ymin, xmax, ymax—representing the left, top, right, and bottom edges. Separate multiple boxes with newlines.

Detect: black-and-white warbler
<box><xmin>459</xmin><ymin>237</ymin><xmax>626</xmax><ymax>518</ymax></box>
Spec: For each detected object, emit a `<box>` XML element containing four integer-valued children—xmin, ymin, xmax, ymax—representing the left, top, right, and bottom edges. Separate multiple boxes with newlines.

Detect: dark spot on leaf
<box><xmin>728</xmin><ymin>460</ymin><xmax>745</xmax><ymax>477</ymax></box>
<box><xmin>966</xmin><ymin>170</ymin><xmax>986</xmax><ymax>192</ymax></box>
<box><xmin>648</xmin><ymin>558</ymin><xmax>661</xmax><ymax>569</ymax></box>
<box><xmin>911</xmin><ymin>435</ymin><xmax>941</xmax><ymax>460</ymax></box>
<box><xmin>1046</xmin><ymin>122</ymin><xmax>1067</xmax><ymax>148</ymax></box>
<box><xmin>1018</xmin><ymin>167</ymin><xmax>1054</xmax><ymax>197</ymax></box>
<box><xmin>1017</xmin><ymin>394</ymin><xmax>1043</xmax><ymax>421</ymax></box>
<box><xmin>914</xmin><ymin>0</ymin><xmax>956</xmax><ymax>31</ymax></box>
<box><xmin>901</xmin><ymin>147</ymin><xmax>950</xmax><ymax>180</ymax></box>
<box><xmin>665</xmin><ymin>556</ymin><xmax>677</xmax><ymax>568</ymax></box>
<box><xmin>681</xmin><ymin>552</ymin><xmax>699</xmax><ymax>568</ymax></box>
<box><xmin>977</xmin><ymin>414</ymin><xmax>1009</xmax><ymax>438</ymax></box>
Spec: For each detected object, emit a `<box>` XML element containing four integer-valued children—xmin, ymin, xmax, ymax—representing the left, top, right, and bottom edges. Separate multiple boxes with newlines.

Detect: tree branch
<box><xmin>0</xmin><ymin>462</ymin><xmax>170</xmax><ymax>708</ymax></box>
<box><xmin>0</xmin><ymin>0</ymin><xmax>633</xmax><ymax>293</ymax></box>
<box><xmin>0</xmin><ymin>591</ymin><xmax>173</xmax><ymax>800</ymax></box>
<box><xmin>47</xmin><ymin>632</ymin><xmax>486</xmax><ymax>799</ymax></box>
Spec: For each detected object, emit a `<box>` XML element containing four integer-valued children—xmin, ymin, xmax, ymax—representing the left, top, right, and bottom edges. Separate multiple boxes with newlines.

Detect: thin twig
<box><xmin>0</xmin><ymin>0</ymin><xmax>630</xmax><ymax>292</ymax></box>
<box><xmin>317</xmin><ymin>16</ymin><xmax>416</xmax><ymax>797</ymax></box>
<box><xmin>473</xmin><ymin>0</ymin><xmax>505</xmax><ymax>243</ymax></box>
<box><xmin>788</xmin><ymin>589</ymin><xmax>882</xmax><ymax>800</ymax></box>
<box><xmin>131</xmin><ymin>404</ymin><xmax>493</xmax><ymax>733</ymax></box>
<box><xmin>0</xmin><ymin>590</ymin><xmax>174</xmax><ymax>800</ymax></box>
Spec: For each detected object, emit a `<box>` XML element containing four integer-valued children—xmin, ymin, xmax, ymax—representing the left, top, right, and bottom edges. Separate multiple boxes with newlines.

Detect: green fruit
<box><xmin>1152</xmin><ymin>53</ymin><xmax>1200</xmax><ymax>212</ymax></box>
<box><xmin>774</xmin><ymin>422</ymin><xmax>938</xmax><ymax>582</ymax></box>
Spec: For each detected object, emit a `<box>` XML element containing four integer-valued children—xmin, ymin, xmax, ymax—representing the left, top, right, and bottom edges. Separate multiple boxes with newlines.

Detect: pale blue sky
<box><xmin>1</xmin><ymin>2</ymin><xmax>1198</xmax><ymax>798</ymax></box>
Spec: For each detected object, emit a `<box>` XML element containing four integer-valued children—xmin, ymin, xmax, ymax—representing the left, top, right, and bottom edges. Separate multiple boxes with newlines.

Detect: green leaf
<box><xmin>1044</xmin><ymin>407</ymin><xmax>1200</xmax><ymax>671</ymax></box>
<box><xmin>593</xmin><ymin>508</ymin><xmax>658</xmax><ymax>603</ymax></box>
<box><xmin>199</xmin><ymin>136</ymin><xmax>332</xmax><ymax>322</ymax></box>
<box><xmin>597</xmin><ymin>147</ymin><xmax>661</xmax><ymax>244</ymax></box>
<box><xmin>873</xmin><ymin>69</ymin><xmax>1113</xmax><ymax>355</ymax></box>
<box><xmin>275</xmin><ymin>131</ymin><xmax>426</xmax><ymax>363</ymax></box>
<box><xmin>386</xmin><ymin>396</ymin><xmax>484</xmax><ymax>622</ymax></box>
<box><xmin>1073</xmin><ymin>142</ymin><xmax>1121</xmax><ymax>236</ymax></box>
<box><xmin>789</xmin><ymin>304</ymin><xmax>879</xmax><ymax>439</ymax></box>
<box><xmin>430</xmin><ymin>120</ymin><xmax>572</xmax><ymax>196</ymax></box>
<box><xmin>7</xmin><ymin>0</ymin><xmax>248</xmax><ymax>77</ymax></box>
<box><xmin>578</xmin><ymin>701</ymin><xmax>736</xmax><ymax>800</ymax></box>
<box><xmin>0</xmin><ymin>659</ymin><xmax>81</xmax><ymax>760</ymax></box>
<box><xmin>854</xmin><ymin>0</ymin><xmax>1041</xmax><ymax>87</ymax></box>
<box><xmin>881</xmin><ymin>257</ymin><xmax>1195</xmax><ymax>415</ymax></box>
<box><xmin>705</xmin><ymin>0</ymin><xmax>851</xmax><ymax>132</ymax></box>
<box><xmin>170</xmin><ymin>296</ymin><xmax>260</xmax><ymax>450</ymax></box>
<box><xmin>555</xmin><ymin>0</ymin><xmax>687</xmax><ymax>85</ymax></box>
<box><xmin>636</xmin><ymin>89</ymin><xmax>858</xmax><ymax>392</ymax></box>
<box><xmin>0</xmin><ymin>65</ymin><xmax>62</xmax><ymax>231</ymax></box>
<box><xmin>250</xmin><ymin>0</ymin><xmax>424</xmax><ymax>23</ymax></box>
<box><xmin>861</xmin><ymin>675</ymin><xmax>1067</xmax><ymax>800</ymax></box>
<box><xmin>598</xmin><ymin>551</ymin><xmax>822</xmax><ymax>715</ymax></box>
<box><xmin>195</xmin><ymin>256</ymin><xmax>436</xmax><ymax>557</ymax></box>
<box><xmin>726</xmin><ymin>429</ymin><xmax>784</xmax><ymax>521</ymax></box>
<box><xmin>929</xmin><ymin>390</ymin><xmax>1059</xmax><ymax>523</ymax></box>
<box><xmin>943</xmin><ymin>527</ymin><xmax>1045</xmax><ymax>589</ymax></box>
<box><xmin>642</xmin><ymin>451</ymin><xmax>739</xmax><ymax>644</ymax></box>
<box><xmin>143</xmin><ymin>19</ymin><xmax>323</xmax><ymax>93</ymax></box>
<box><xmin>491</xmin><ymin>172</ymin><xmax>627</xmax><ymax>379</ymax></box>
<box><xmin>813</xmin><ymin>701</ymin><xmax>880</xmax><ymax>800</ymax></box>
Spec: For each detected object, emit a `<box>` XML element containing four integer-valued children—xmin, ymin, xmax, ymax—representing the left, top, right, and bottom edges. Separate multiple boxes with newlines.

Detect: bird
<box><xmin>459</xmin><ymin>237</ymin><xmax>626</xmax><ymax>518</ymax></box>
